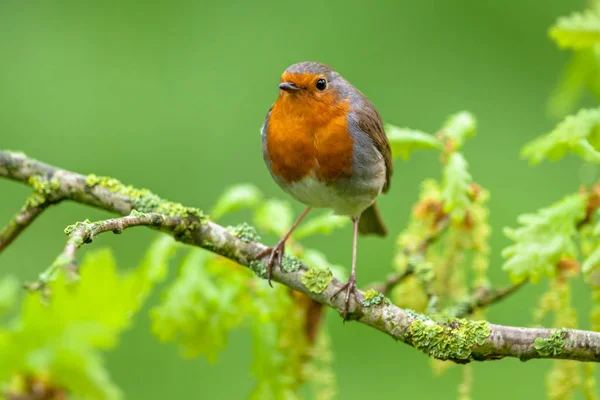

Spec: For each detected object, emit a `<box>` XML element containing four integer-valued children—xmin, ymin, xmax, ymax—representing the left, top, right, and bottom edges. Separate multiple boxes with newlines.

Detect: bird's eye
<box><xmin>316</xmin><ymin>78</ymin><xmax>327</xmax><ymax>91</ymax></box>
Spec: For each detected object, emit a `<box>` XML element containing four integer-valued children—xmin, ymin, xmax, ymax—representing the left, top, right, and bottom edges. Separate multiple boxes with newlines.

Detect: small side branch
<box><xmin>27</xmin><ymin>213</ymin><xmax>183</xmax><ymax>289</ymax></box>
<box><xmin>446</xmin><ymin>282</ymin><xmax>527</xmax><ymax>318</ymax></box>
<box><xmin>370</xmin><ymin>217</ymin><xmax>449</xmax><ymax>295</ymax></box>
<box><xmin>369</xmin><ymin>266</ymin><xmax>415</xmax><ymax>295</ymax></box>
<box><xmin>0</xmin><ymin>202</ymin><xmax>47</xmax><ymax>253</ymax></box>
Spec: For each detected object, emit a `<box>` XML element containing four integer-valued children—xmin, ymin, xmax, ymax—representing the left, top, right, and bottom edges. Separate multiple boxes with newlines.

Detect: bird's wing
<box><xmin>353</xmin><ymin>100</ymin><xmax>393</xmax><ymax>193</ymax></box>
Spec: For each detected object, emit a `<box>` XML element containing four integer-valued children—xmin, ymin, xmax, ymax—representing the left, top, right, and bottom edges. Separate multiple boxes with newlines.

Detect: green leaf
<box><xmin>0</xmin><ymin>246</ymin><xmax>166</xmax><ymax>400</ymax></box>
<box><xmin>293</xmin><ymin>212</ymin><xmax>349</xmax><ymax>239</ymax></box>
<box><xmin>151</xmin><ymin>249</ymin><xmax>248</xmax><ymax>362</ymax></box>
<box><xmin>132</xmin><ymin>234</ymin><xmax>179</xmax><ymax>300</ymax></box>
<box><xmin>583</xmin><ymin>245</ymin><xmax>600</xmax><ymax>276</ymax></box>
<box><xmin>254</xmin><ymin>199</ymin><xmax>293</xmax><ymax>236</ymax></box>
<box><xmin>550</xmin><ymin>10</ymin><xmax>600</xmax><ymax>50</ymax></box>
<box><xmin>441</xmin><ymin>152</ymin><xmax>472</xmax><ymax>222</ymax></box>
<box><xmin>211</xmin><ymin>184</ymin><xmax>263</xmax><ymax>220</ymax></box>
<box><xmin>441</xmin><ymin>111</ymin><xmax>476</xmax><ymax>150</ymax></box>
<box><xmin>502</xmin><ymin>193</ymin><xmax>587</xmax><ymax>283</ymax></box>
<box><xmin>522</xmin><ymin>108</ymin><xmax>600</xmax><ymax>164</ymax></box>
<box><xmin>385</xmin><ymin>124</ymin><xmax>442</xmax><ymax>160</ymax></box>
<box><xmin>0</xmin><ymin>275</ymin><xmax>19</xmax><ymax>318</ymax></box>
<box><xmin>548</xmin><ymin>50</ymin><xmax>598</xmax><ymax>118</ymax></box>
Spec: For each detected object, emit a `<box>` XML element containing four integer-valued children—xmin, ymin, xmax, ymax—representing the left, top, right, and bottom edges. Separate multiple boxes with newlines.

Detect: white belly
<box><xmin>283</xmin><ymin>173</ymin><xmax>384</xmax><ymax>217</ymax></box>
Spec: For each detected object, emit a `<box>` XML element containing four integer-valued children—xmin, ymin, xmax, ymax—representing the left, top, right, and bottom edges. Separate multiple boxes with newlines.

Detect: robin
<box><xmin>258</xmin><ymin>61</ymin><xmax>393</xmax><ymax>319</ymax></box>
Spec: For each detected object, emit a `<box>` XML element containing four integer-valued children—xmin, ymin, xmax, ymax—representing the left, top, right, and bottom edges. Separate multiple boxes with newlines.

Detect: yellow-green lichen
<box><xmin>130</xmin><ymin>209</ymin><xmax>147</xmax><ymax>218</ymax></box>
<box><xmin>227</xmin><ymin>222</ymin><xmax>260</xmax><ymax>243</ymax></box>
<box><xmin>156</xmin><ymin>201</ymin><xmax>204</xmax><ymax>220</ymax></box>
<box><xmin>410</xmin><ymin>318</ymin><xmax>491</xmax><ymax>360</ymax></box>
<box><xmin>26</xmin><ymin>176</ymin><xmax>61</xmax><ymax>207</ymax></box>
<box><xmin>363</xmin><ymin>289</ymin><xmax>385</xmax><ymax>307</ymax></box>
<box><xmin>281</xmin><ymin>254</ymin><xmax>302</xmax><ymax>273</ymax></box>
<box><xmin>405</xmin><ymin>309</ymin><xmax>428</xmax><ymax>321</ymax></box>
<box><xmin>64</xmin><ymin>219</ymin><xmax>93</xmax><ymax>236</ymax></box>
<box><xmin>301</xmin><ymin>268</ymin><xmax>332</xmax><ymax>294</ymax></box>
<box><xmin>249</xmin><ymin>260</ymin><xmax>267</xmax><ymax>279</ymax></box>
<box><xmin>534</xmin><ymin>328</ymin><xmax>568</xmax><ymax>356</ymax></box>
<box><xmin>86</xmin><ymin>174</ymin><xmax>207</xmax><ymax>221</ymax></box>
<box><xmin>86</xmin><ymin>174</ymin><xmax>160</xmax><ymax>211</ymax></box>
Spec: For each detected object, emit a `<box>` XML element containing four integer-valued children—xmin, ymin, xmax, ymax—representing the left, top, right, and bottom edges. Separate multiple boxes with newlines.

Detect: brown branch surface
<box><xmin>2</xmin><ymin>149</ymin><xmax>600</xmax><ymax>363</ymax></box>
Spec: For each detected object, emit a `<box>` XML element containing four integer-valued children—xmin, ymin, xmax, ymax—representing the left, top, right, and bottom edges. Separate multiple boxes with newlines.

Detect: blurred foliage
<box><xmin>0</xmin><ymin>239</ymin><xmax>177</xmax><ymax>399</ymax></box>
<box><xmin>5</xmin><ymin>1</ymin><xmax>600</xmax><ymax>400</ymax></box>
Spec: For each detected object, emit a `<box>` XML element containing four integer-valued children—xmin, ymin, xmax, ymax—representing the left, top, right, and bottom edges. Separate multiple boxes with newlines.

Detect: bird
<box><xmin>258</xmin><ymin>61</ymin><xmax>393</xmax><ymax>319</ymax></box>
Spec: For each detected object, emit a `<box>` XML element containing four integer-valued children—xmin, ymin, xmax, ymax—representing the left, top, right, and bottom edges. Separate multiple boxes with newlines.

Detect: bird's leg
<box><xmin>331</xmin><ymin>216</ymin><xmax>361</xmax><ymax>320</ymax></box>
<box><xmin>256</xmin><ymin>206</ymin><xmax>311</xmax><ymax>286</ymax></box>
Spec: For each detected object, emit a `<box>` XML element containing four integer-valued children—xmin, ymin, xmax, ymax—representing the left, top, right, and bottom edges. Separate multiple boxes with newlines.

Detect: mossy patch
<box><xmin>130</xmin><ymin>209</ymin><xmax>147</xmax><ymax>218</ymax></box>
<box><xmin>227</xmin><ymin>223</ymin><xmax>260</xmax><ymax>243</ymax></box>
<box><xmin>363</xmin><ymin>289</ymin><xmax>385</xmax><ymax>307</ymax></box>
<box><xmin>249</xmin><ymin>260</ymin><xmax>267</xmax><ymax>279</ymax></box>
<box><xmin>301</xmin><ymin>268</ymin><xmax>332</xmax><ymax>294</ymax></box>
<box><xmin>86</xmin><ymin>174</ymin><xmax>207</xmax><ymax>221</ymax></box>
<box><xmin>26</xmin><ymin>176</ymin><xmax>61</xmax><ymax>207</ymax></box>
<box><xmin>281</xmin><ymin>254</ymin><xmax>302</xmax><ymax>273</ymax></box>
<box><xmin>410</xmin><ymin>318</ymin><xmax>491</xmax><ymax>360</ymax></box>
<box><xmin>534</xmin><ymin>328</ymin><xmax>568</xmax><ymax>356</ymax></box>
<box><xmin>64</xmin><ymin>219</ymin><xmax>93</xmax><ymax>236</ymax></box>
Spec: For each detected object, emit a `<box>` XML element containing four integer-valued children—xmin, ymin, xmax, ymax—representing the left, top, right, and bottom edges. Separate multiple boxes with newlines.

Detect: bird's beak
<box><xmin>279</xmin><ymin>82</ymin><xmax>301</xmax><ymax>92</ymax></box>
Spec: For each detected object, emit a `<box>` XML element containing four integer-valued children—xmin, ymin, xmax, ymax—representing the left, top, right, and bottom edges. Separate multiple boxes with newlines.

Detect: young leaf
<box><xmin>522</xmin><ymin>108</ymin><xmax>600</xmax><ymax>164</ymax></box>
<box><xmin>550</xmin><ymin>10</ymin><xmax>600</xmax><ymax>50</ymax></box>
<box><xmin>385</xmin><ymin>124</ymin><xmax>442</xmax><ymax>160</ymax></box>
<box><xmin>0</xmin><ymin>275</ymin><xmax>19</xmax><ymax>318</ymax></box>
<box><xmin>211</xmin><ymin>184</ymin><xmax>263</xmax><ymax>220</ymax></box>
<box><xmin>132</xmin><ymin>234</ymin><xmax>179</xmax><ymax>300</ymax></box>
<box><xmin>547</xmin><ymin>50</ymin><xmax>598</xmax><ymax>118</ymax></box>
<box><xmin>441</xmin><ymin>112</ymin><xmax>476</xmax><ymax>151</ymax></box>
<box><xmin>254</xmin><ymin>199</ymin><xmax>293</xmax><ymax>236</ymax></box>
<box><xmin>151</xmin><ymin>249</ymin><xmax>248</xmax><ymax>362</ymax></box>
<box><xmin>583</xmin><ymin>245</ymin><xmax>600</xmax><ymax>277</ymax></box>
<box><xmin>441</xmin><ymin>152</ymin><xmax>472</xmax><ymax>222</ymax></box>
<box><xmin>502</xmin><ymin>194</ymin><xmax>587</xmax><ymax>283</ymax></box>
<box><xmin>293</xmin><ymin>212</ymin><xmax>349</xmax><ymax>239</ymax></box>
<box><xmin>0</xmin><ymin>247</ymin><xmax>162</xmax><ymax>400</ymax></box>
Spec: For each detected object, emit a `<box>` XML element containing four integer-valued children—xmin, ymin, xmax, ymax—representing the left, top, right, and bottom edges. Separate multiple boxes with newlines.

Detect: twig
<box><xmin>0</xmin><ymin>202</ymin><xmax>47</xmax><ymax>253</ymax></box>
<box><xmin>25</xmin><ymin>213</ymin><xmax>183</xmax><ymax>290</ymax></box>
<box><xmin>369</xmin><ymin>216</ymin><xmax>450</xmax><ymax>295</ymax></box>
<box><xmin>447</xmin><ymin>282</ymin><xmax>527</xmax><ymax>319</ymax></box>
<box><xmin>368</xmin><ymin>266</ymin><xmax>415</xmax><ymax>295</ymax></box>
<box><xmin>2</xmin><ymin>149</ymin><xmax>600</xmax><ymax>363</ymax></box>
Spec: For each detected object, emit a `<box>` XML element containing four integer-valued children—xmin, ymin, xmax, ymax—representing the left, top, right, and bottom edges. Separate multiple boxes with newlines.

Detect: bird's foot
<box><xmin>255</xmin><ymin>239</ymin><xmax>286</xmax><ymax>287</ymax></box>
<box><xmin>331</xmin><ymin>276</ymin><xmax>361</xmax><ymax>321</ymax></box>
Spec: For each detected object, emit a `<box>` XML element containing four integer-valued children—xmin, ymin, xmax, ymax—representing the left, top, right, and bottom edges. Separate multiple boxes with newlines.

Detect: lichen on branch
<box><xmin>2</xmin><ymin>149</ymin><xmax>600</xmax><ymax>363</ymax></box>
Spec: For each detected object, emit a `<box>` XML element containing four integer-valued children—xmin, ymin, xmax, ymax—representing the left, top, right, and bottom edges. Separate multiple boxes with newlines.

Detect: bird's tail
<box><xmin>358</xmin><ymin>202</ymin><xmax>387</xmax><ymax>237</ymax></box>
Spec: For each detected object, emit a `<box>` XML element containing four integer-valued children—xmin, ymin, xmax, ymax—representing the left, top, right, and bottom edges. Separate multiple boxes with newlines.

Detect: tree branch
<box><xmin>25</xmin><ymin>213</ymin><xmax>184</xmax><ymax>291</ymax></box>
<box><xmin>444</xmin><ymin>282</ymin><xmax>527</xmax><ymax>318</ymax></box>
<box><xmin>2</xmin><ymin>149</ymin><xmax>600</xmax><ymax>363</ymax></box>
<box><xmin>0</xmin><ymin>201</ymin><xmax>47</xmax><ymax>253</ymax></box>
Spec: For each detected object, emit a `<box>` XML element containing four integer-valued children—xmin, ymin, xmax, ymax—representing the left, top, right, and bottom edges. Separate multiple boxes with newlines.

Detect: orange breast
<box><xmin>265</xmin><ymin>93</ymin><xmax>353</xmax><ymax>184</ymax></box>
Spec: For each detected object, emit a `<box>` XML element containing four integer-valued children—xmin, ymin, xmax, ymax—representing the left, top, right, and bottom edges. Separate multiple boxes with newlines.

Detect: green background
<box><xmin>0</xmin><ymin>0</ymin><xmax>594</xmax><ymax>398</ymax></box>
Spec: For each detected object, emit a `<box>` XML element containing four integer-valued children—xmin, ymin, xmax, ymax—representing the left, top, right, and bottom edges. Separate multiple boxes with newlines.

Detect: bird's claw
<box><xmin>331</xmin><ymin>277</ymin><xmax>361</xmax><ymax>321</ymax></box>
<box><xmin>255</xmin><ymin>240</ymin><xmax>286</xmax><ymax>287</ymax></box>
